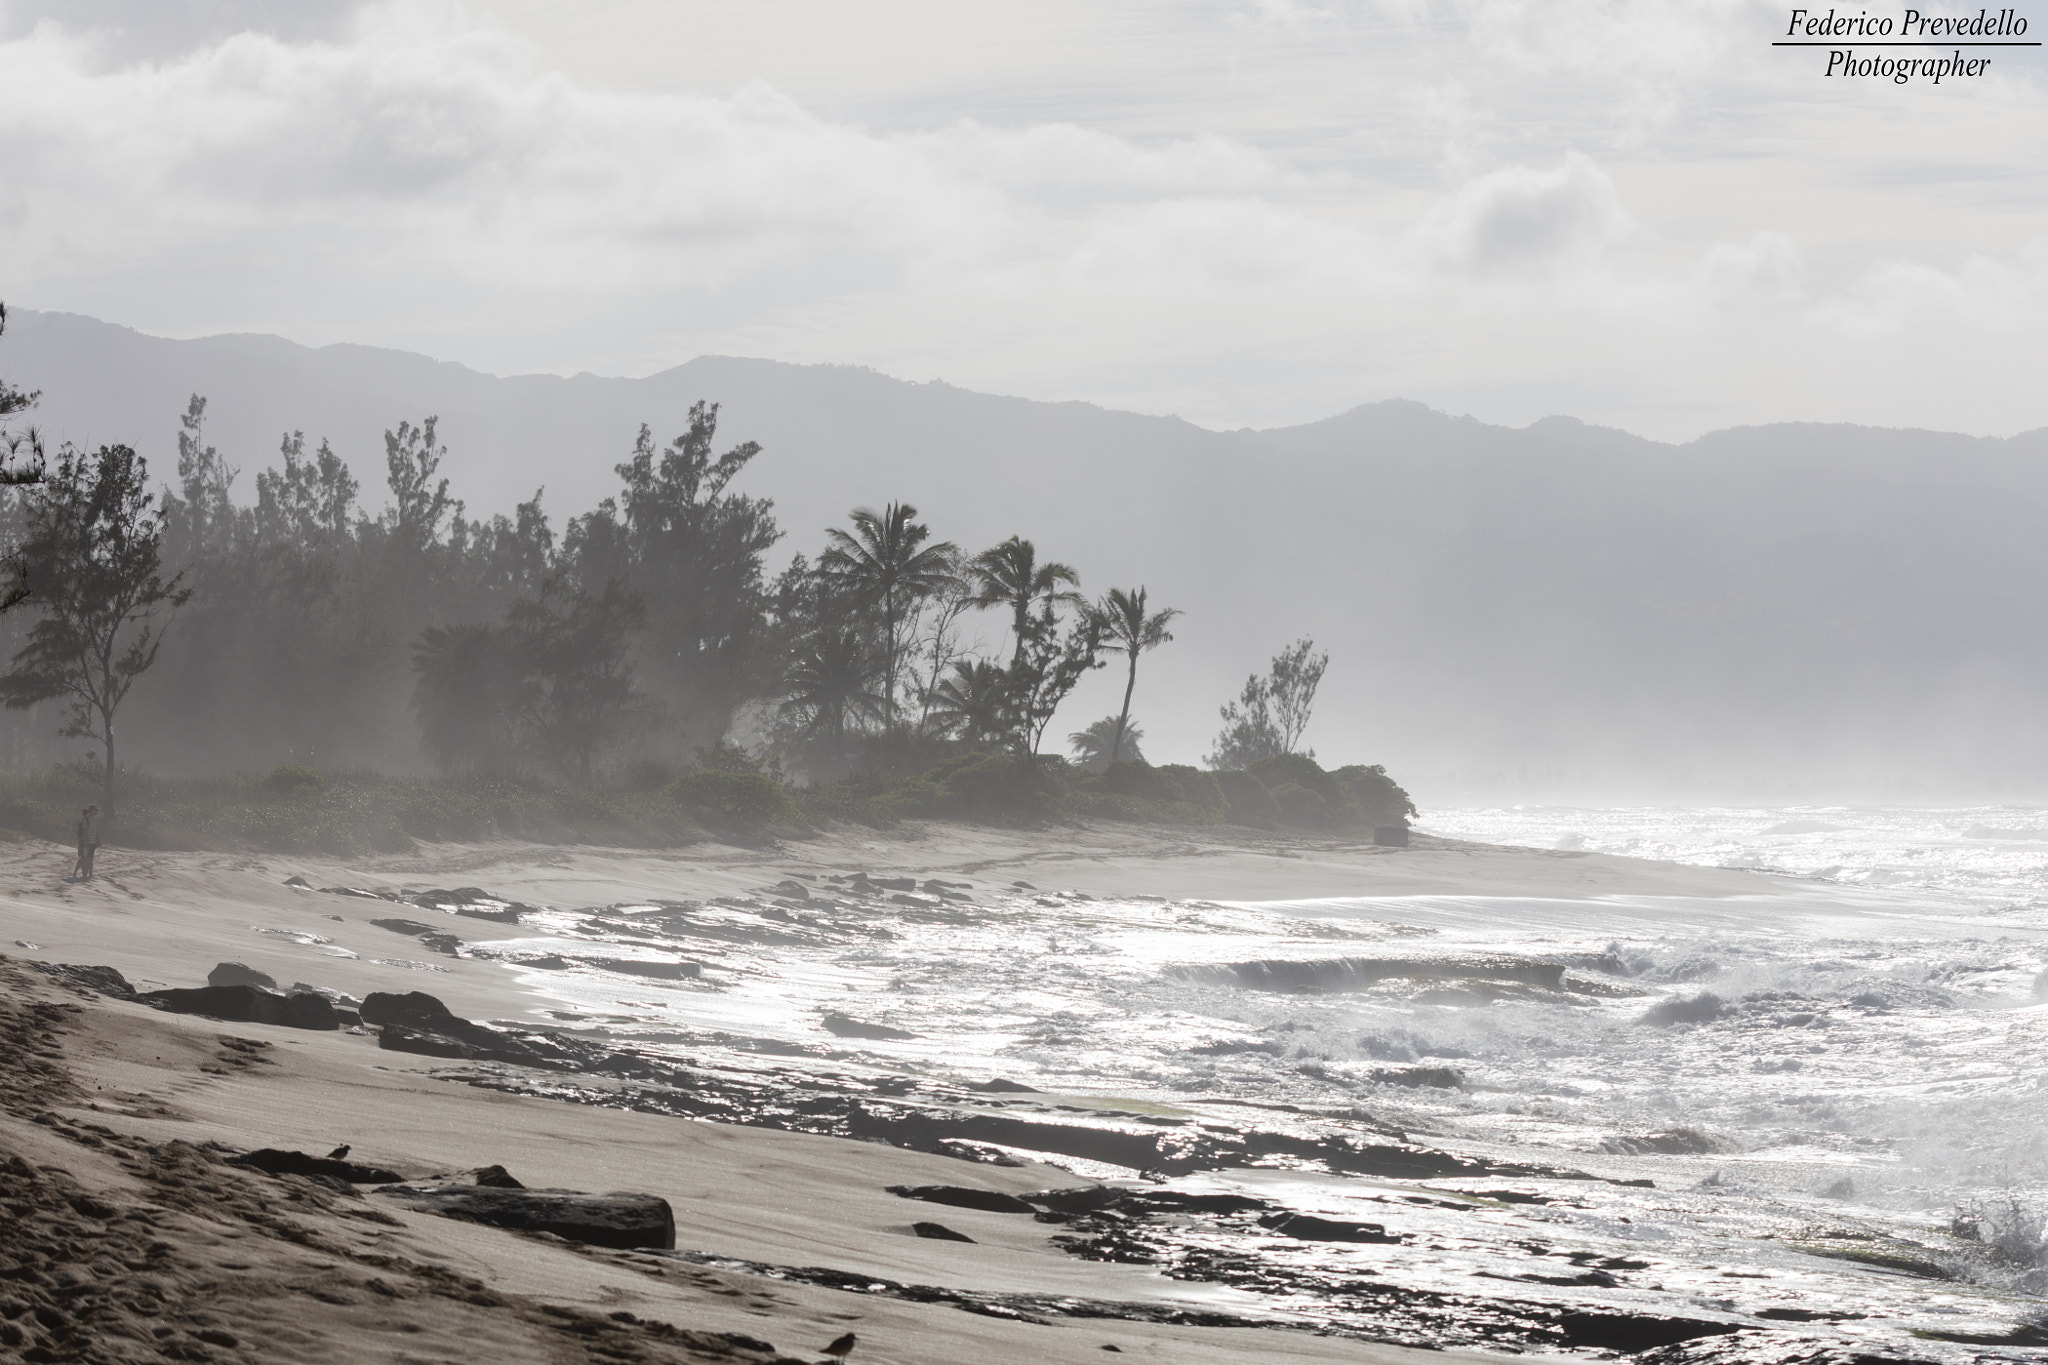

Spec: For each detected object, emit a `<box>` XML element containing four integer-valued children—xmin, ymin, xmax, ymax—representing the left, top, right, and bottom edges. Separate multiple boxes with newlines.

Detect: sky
<box><xmin>0</xmin><ymin>0</ymin><xmax>2043</xmax><ymax>441</ymax></box>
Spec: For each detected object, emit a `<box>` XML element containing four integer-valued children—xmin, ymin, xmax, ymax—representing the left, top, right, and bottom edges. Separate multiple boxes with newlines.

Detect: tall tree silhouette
<box><xmin>968</xmin><ymin>537</ymin><xmax>1081</xmax><ymax>670</ymax></box>
<box><xmin>819</xmin><ymin>502</ymin><xmax>956</xmax><ymax>730</ymax></box>
<box><xmin>0</xmin><ymin>444</ymin><xmax>190</xmax><ymax>810</ymax></box>
<box><xmin>1091</xmin><ymin>586</ymin><xmax>1181</xmax><ymax>765</ymax></box>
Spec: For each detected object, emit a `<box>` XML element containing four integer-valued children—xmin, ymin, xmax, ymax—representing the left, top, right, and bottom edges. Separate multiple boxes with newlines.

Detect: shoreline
<box><xmin>2</xmin><ymin>825</ymin><xmax>1894</xmax><ymax>1364</ymax></box>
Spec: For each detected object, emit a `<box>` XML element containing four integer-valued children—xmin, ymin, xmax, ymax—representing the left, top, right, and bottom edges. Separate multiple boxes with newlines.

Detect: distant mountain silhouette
<box><xmin>8</xmin><ymin>308</ymin><xmax>2047</xmax><ymax>801</ymax></box>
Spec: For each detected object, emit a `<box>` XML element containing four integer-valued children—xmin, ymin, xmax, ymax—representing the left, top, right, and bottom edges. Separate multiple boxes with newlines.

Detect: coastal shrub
<box><xmin>1158</xmin><ymin>764</ymin><xmax>1228</xmax><ymax>816</ymax></box>
<box><xmin>1269</xmin><ymin>781</ymin><xmax>1332</xmax><ymax>828</ymax></box>
<box><xmin>1102</xmin><ymin>759</ymin><xmax>1180</xmax><ymax>804</ymax></box>
<box><xmin>262</xmin><ymin>764</ymin><xmax>324</xmax><ymax>796</ymax></box>
<box><xmin>669</xmin><ymin>769</ymin><xmax>799</xmax><ymax>836</ymax></box>
<box><xmin>881</xmin><ymin>776</ymin><xmax>948</xmax><ymax>818</ymax></box>
<box><xmin>1250</xmin><ymin>753</ymin><xmax>1342</xmax><ymax>807</ymax></box>
<box><xmin>938</xmin><ymin>753</ymin><xmax>1062</xmax><ymax>825</ymax></box>
<box><xmin>1331</xmin><ymin>763</ymin><xmax>1417</xmax><ymax>828</ymax></box>
<box><xmin>1212</xmin><ymin>769</ymin><xmax>1279</xmax><ymax>827</ymax></box>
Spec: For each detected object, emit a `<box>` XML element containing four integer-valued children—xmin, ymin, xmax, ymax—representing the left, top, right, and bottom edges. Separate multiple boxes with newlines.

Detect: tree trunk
<box><xmin>1110</xmin><ymin>652</ymin><xmax>1138</xmax><ymax>764</ymax></box>
<box><xmin>101</xmin><ymin>712</ymin><xmax>116</xmax><ymax>818</ymax></box>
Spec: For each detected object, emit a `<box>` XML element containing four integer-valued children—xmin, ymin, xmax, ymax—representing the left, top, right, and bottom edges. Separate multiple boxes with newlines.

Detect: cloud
<box><xmin>1408</xmin><ymin>152</ymin><xmax>1634</xmax><ymax>279</ymax></box>
<box><xmin>0</xmin><ymin>2</ymin><xmax>2041</xmax><ymax>444</ymax></box>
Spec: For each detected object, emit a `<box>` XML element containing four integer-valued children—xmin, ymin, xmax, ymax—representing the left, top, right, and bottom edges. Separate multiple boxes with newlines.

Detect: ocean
<box><xmin>443</xmin><ymin>806</ymin><xmax>2048</xmax><ymax>1360</ymax></box>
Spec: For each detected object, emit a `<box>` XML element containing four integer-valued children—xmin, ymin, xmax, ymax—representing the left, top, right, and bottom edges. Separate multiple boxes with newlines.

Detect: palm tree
<box><xmin>968</xmin><ymin>537</ymin><xmax>1081</xmax><ymax>670</ymax></box>
<box><xmin>780</xmin><ymin>627</ymin><xmax>880</xmax><ymax>753</ymax></box>
<box><xmin>819</xmin><ymin>503</ymin><xmax>957</xmax><ymax>730</ymax></box>
<box><xmin>1091</xmin><ymin>586</ymin><xmax>1181</xmax><ymax>765</ymax></box>
<box><xmin>927</xmin><ymin>659</ymin><xmax>1011</xmax><ymax>747</ymax></box>
<box><xmin>1069</xmin><ymin>714</ymin><xmax>1145</xmax><ymax>770</ymax></box>
<box><xmin>410</xmin><ymin>623</ymin><xmax>516</xmax><ymax>775</ymax></box>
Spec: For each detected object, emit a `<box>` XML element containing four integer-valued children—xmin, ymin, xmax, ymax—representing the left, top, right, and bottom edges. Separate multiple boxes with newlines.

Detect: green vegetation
<box><xmin>792</xmin><ymin>751</ymin><xmax>1414</xmax><ymax>834</ymax></box>
<box><xmin>0</xmin><ymin>762</ymin><xmax>720</xmax><ymax>856</ymax></box>
<box><xmin>0</xmin><ymin>314</ymin><xmax>1421</xmax><ymax>851</ymax></box>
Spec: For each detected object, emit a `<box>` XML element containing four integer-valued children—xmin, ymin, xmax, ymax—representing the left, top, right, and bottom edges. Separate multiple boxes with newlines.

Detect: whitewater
<box><xmin>440</xmin><ymin>807</ymin><xmax>2048</xmax><ymax>1361</ymax></box>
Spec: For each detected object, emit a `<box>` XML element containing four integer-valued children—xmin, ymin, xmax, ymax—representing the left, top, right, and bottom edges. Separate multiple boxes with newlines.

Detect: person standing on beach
<box><xmin>73</xmin><ymin>804</ymin><xmax>99</xmax><ymax>880</ymax></box>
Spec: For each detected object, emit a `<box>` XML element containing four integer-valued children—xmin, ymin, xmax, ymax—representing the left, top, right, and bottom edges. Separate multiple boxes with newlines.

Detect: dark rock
<box><xmin>1029</xmin><ymin>1186</ymin><xmax>1127</xmax><ymax>1215</ymax></box>
<box><xmin>870</xmin><ymin>876</ymin><xmax>917</xmax><ymax>892</ymax></box>
<box><xmin>283</xmin><ymin>875</ymin><xmax>313</xmax><ymax>888</ymax></box>
<box><xmin>233</xmin><ymin>1148</ymin><xmax>402</xmax><ymax>1184</ymax></box>
<box><xmin>143</xmin><ymin>985</ymin><xmax>341</xmax><ymax>1031</ymax></box>
<box><xmin>1257</xmin><ymin>1212</ymin><xmax>1401</xmax><ymax>1244</ymax></box>
<box><xmin>371</xmin><ymin>918</ymin><xmax>442</xmax><ymax>937</ymax></box>
<box><xmin>380</xmin><ymin>1022</ymin><xmax>495</xmax><ymax>1061</ymax></box>
<box><xmin>770</xmin><ymin>879</ymin><xmax>810</xmax><ymax>900</ymax></box>
<box><xmin>378</xmin><ymin>1021</ymin><xmax>561</xmax><ymax>1067</ymax></box>
<box><xmin>378</xmin><ymin>1185</ymin><xmax>675</xmax><ymax>1250</ymax></box>
<box><xmin>472</xmin><ymin>1165</ymin><xmax>525</xmax><ymax>1188</ymax></box>
<box><xmin>1553</xmin><ymin>1312</ymin><xmax>1742</xmax><ymax>1351</ymax></box>
<box><xmin>454</xmin><ymin>903</ymin><xmax>525</xmax><ymax>923</ymax></box>
<box><xmin>967</xmin><ymin>1078</ymin><xmax>1040</xmax><ymax>1093</ymax></box>
<box><xmin>912</xmin><ymin>1221</ymin><xmax>975</xmax><ymax>1242</ymax></box>
<box><xmin>1370</xmin><ymin>1066</ymin><xmax>1466</xmax><ymax>1090</ymax></box>
<box><xmin>823</xmin><ymin>1012</ymin><xmax>918</xmax><ymax>1040</ymax></box>
<box><xmin>1127</xmin><ymin>1191</ymin><xmax>1268</xmax><ymax>1216</ymax></box>
<box><xmin>360</xmin><ymin>990</ymin><xmax>455</xmax><ymax>1025</ymax></box>
<box><xmin>208</xmin><ymin>962</ymin><xmax>279</xmax><ymax>990</ymax></box>
<box><xmin>27</xmin><ymin>963</ymin><xmax>135</xmax><ymax>998</ymax></box>
<box><xmin>289</xmin><ymin>982</ymin><xmax>363</xmax><ymax>1006</ymax></box>
<box><xmin>889</xmin><ymin>1185</ymin><xmax>1037</xmax><ymax>1214</ymax></box>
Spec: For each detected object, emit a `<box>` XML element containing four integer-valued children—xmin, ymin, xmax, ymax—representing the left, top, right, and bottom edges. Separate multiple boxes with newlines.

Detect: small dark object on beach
<box><xmin>327</xmin><ymin>1144</ymin><xmax>350</xmax><ymax>1159</ymax></box>
<box><xmin>473</xmin><ymin>1165</ymin><xmax>525</xmax><ymax>1188</ymax></box>
<box><xmin>967</xmin><ymin>1077</ymin><xmax>1040</xmax><ymax>1093</ymax></box>
<box><xmin>234</xmin><ymin>1148</ymin><xmax>401</xmax><ymax>1184</ymax></box>
<box><xmin>771</xmin><ymin>879</ymin><xmax>810</xmax><ymax>900</ymax></box>
<box><xmin>913</xmin><ymin>1220</ymin><xmax>975</xmax><ymax>1242</ymax></box>
<box><xmin>379</xmin><ymin>1185</ymin><xmax>675</xmax><ymax>1250</ymax></box>
<box><xmin>822</xmin><ymin>1332</ymin><xmax>857</xmax><ymax>1359</ymax></box>
<box><xmin>1011</xmin><ymin>880</ymin><xmax>1036</xmax><ymax>889</ymax></box>
<box><xmin>822</xmin><ymin>1012</ymin><xmax>918</xmax><ymax>1040</ymax></box>
<box><xmin>889</xmin><ymin>1185</ymin><xmax>1036</xmax><ymax>1214</ymax></box>
<box><xmin>145</xmin><ymin>984</ymin><xmax>341</xmax><ymax>1031</ymax></box>
<box><xmin>283</xmin><ymin>874</ymin><xmax>313</xmax><ymax>887</ymax></box>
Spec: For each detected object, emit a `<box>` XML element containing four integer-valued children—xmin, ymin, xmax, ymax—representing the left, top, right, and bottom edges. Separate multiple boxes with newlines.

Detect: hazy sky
<box><xmin>1</xmin><ymin>0</ymin><xmax>2043</xmax><ymax>439</ymax></box>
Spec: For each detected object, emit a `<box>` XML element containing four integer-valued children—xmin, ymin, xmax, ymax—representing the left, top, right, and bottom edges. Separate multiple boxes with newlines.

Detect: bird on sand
<box><xmin>821</xmin><ymin>1332</ymin><xmax>857</xmax><ymax>1360</ymax></box>
<box><xmin>326</xmin><ymin>1144</ymin><xmax>350</xmax><ymax>1160</ymax></box>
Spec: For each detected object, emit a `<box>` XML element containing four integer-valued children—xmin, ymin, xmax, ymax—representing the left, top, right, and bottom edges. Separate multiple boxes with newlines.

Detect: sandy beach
<box><xmin>0</xmin><ymin>823</ymin><xmax>1810</xmax><ymax>1363</ymax></box>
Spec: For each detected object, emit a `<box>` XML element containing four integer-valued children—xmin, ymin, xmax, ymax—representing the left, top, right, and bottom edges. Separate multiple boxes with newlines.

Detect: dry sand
<box><xmin>0</xmin><ymin>822</ymin><xmax>1793</xmax><ymax>1363</ymax></box>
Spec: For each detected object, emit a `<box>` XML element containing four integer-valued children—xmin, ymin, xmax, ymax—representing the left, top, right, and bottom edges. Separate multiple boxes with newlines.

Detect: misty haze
<box><xmin>0</xmin><ymin>6</ymin><xmax>2044</xmax><ymax>1365</ymax></box>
